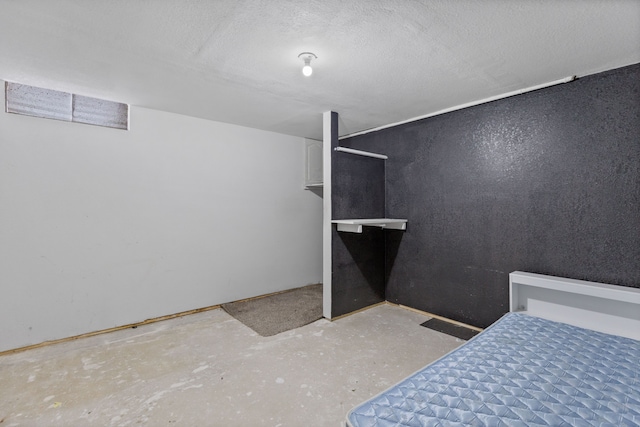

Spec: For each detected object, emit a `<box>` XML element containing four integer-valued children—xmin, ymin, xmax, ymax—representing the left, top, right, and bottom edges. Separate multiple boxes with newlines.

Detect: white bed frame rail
<box><xmin>509</xmin><ymin>271</ymin><xmax>640</xmax><ymax>340</ymax></box>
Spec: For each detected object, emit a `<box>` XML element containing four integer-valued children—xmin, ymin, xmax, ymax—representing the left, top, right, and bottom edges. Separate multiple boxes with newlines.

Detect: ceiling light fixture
<box><xmin>298</xmin><ymin>52</ymin><xmax>317</xmax><ymax>76</ymax></box>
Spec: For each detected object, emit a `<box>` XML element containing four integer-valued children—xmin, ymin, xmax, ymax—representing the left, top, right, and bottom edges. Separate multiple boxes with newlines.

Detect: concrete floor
<box><xmin>0</xmin><ymin>304</ymin><xmax>463</xmax><ymax>426</ymax></box>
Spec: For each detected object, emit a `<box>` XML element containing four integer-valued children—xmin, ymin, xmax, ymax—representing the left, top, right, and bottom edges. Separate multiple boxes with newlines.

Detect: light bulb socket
<box><xmin>298</xmin><ymin>52</ymin><xmax>317</xmax><ymax>77</ymax></box>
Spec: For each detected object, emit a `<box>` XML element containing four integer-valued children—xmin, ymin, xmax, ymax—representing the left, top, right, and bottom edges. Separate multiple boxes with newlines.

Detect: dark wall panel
<box><xmin>331</xmin><ymin>227</ymin><xmax>385</xmax><ymax>316</ymax></box>
<box><xmin>332</xmin><ymin>153</ymin><xmax>385</xmax><ymax>220</ymax></box>
<box><xmin>331</xmin><ymin>134</ymin><xmax>386</xmax><ymax>317</ymax></box>
<box><xmin>341</xmin><ymin>63</ymin><xmax>640</xmax><ymax>328</ymax></box>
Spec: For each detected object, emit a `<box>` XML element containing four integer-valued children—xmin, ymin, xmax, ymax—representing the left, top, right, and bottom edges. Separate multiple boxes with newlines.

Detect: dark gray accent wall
<box><xmin>336</xmin><ymin>63</ymin><xmax>640</xmax><ymax>327</ymax></box>
<box><xmin>331</xmin><ymin>146</ymin><xmax>386</xmax><ymax>317</ymax></box>
<box><xmin>331</xmin><ymin>227</ymin><xmax>385</xmax><ymax>317</ymax></box>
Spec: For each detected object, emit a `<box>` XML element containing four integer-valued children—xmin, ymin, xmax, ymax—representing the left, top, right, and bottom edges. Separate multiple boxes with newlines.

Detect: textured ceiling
<box><xmin>0</xmin><ymin>0</ymin><xmax>639</xmax><ymax>139</ymax></box>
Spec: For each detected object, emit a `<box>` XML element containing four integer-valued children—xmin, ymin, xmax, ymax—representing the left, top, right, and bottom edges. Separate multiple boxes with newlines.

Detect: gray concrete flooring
<box><xmin>0</xmin><ymin>304</ymin><xmax>463</xmax><ymax>426</ymax></box>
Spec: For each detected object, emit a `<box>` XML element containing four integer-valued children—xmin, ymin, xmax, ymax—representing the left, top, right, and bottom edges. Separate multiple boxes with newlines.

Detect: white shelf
<box><xmin>332</xmin><ymin>218</ymin><xmax>407</xmax><ymax>233</ymax></box>
<box><xmin>305</xmin><ymin>182</ymin><xmax>323</xmax><ymax>189</ymax></box>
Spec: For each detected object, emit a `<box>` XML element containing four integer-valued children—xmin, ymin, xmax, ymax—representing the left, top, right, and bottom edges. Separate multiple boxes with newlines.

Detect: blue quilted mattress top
<box><xmin>347</xmin><ymin>312</ymin><xmax>640</xmax><ymax>426</ymax></box>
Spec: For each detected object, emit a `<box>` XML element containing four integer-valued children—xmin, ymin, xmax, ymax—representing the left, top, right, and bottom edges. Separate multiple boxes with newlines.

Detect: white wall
<box><xmin>0</xmin><ymin>97</ymin><xmax>322</xmax><ymax>352</ymax></box>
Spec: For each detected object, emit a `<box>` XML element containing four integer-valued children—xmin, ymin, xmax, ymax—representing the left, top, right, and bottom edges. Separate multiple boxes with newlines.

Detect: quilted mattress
<box><xmin>347</xmin><ymin>312</ymin><xmax>640</xmax><ymax>426</ymax></box>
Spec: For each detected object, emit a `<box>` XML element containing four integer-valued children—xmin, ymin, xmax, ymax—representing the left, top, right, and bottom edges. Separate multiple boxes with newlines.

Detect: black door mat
<box><xmin>420</xmin><ymin>318</ymin><xmax>480</xmax><ymax>340</ymax></box>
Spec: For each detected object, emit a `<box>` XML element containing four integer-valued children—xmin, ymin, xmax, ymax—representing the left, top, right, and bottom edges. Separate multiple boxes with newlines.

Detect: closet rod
<box><xmin>334</xmin><ymin>146</ymin><xmax>388</xmax><ymax>160</ymax></box>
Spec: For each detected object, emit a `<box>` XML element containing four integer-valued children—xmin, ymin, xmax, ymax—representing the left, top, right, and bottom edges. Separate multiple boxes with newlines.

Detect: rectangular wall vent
<box><xmin>5</xmin><ymin>81</ymin><xmax>128</xmax><ymax>130</ymax></box>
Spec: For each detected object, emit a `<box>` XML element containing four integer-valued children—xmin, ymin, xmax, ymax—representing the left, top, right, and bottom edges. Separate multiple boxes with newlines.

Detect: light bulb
<box><xmin>302</xmin><ymin>64</ymin><xmax>313</xmax><ymax>76</ymax></box>
<box><xmin>298</xmin><ymin>52</ymin><xmax>317</xmax><ymax>77</ymax></box>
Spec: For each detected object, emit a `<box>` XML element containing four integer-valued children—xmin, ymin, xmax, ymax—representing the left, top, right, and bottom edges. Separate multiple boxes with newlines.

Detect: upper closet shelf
<box><xmin>332</xmin><ymin>218</ymin><xmax>407</xmax><ymax>233</ymax></box>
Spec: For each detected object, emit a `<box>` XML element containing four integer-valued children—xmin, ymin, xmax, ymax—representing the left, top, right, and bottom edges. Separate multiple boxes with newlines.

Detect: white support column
<box><xmin>322</xmin><ymin>111</ymin><xmax>336</xmax><ymax>319</ymax></box>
